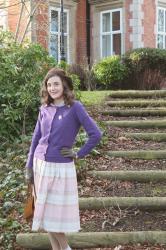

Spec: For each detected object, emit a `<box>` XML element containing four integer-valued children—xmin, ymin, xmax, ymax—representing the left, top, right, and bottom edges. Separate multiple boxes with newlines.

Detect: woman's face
<box><xmin>47</xmin><ymin>75</ymin><xmax>64</xmax><ymax>103</ymax></box>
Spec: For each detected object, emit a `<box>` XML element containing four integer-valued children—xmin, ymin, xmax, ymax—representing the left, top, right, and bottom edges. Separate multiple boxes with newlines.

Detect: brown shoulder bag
<box><xmin>23</xmin><ymin>183</ymin><xmax>36</xmax><ymax>221</ymax></box>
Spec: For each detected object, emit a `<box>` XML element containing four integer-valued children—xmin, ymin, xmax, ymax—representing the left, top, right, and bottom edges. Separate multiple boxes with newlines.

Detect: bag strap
<box><xmin>33</xmin><ymin>181</ymin><xmax>37</xmax><ymax>198</ymax></box>
<box><xmin>27</xmin><ymin>183</ymin><xmax>32</xmax><ymax>193</ymax></box>
<box><xmin>28</xmin><ymin>182</ymin><xmax>37</xmax><ymax>199</ymax></box>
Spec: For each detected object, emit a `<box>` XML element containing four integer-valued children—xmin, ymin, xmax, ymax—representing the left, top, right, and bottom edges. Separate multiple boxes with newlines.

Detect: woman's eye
<box><xmin>47</xmin><ymin>82</ymin><xmax>60</xmax><ymax>87</ymax></box>
<box><xmin>55</xmin><ymin>83</ymin><xmax>59</xmax><ymax>85</ymax></box>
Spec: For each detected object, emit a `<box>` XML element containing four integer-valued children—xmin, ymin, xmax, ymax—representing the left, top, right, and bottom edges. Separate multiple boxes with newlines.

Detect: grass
<box><xmin>80</xmin><ymin>90</ymin><xmax>111</xmax><ymax>106</ymax></box>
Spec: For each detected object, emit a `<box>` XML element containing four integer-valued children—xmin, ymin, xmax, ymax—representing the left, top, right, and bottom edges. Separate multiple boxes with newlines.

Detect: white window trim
<box><xmin>155</xmin><ymin>4</ymin><xmax>158</xmax><ymax>48</ymax></box>
<box><xmin>0</xmin><ymin>9</ymin><xmax>7</xmax><ymax>30</ymax></box>
<box><xmin>100</xmin><ymin>8</ymin><xmax>122</xmax><ymax>58</ymax></box>
<box><xmin>157</xmin><ymin>6</ymin><xmax>166</xmax><ymax>49</ymax></box>
<box><xmin>49</xmin><ymin>6</ymin><xmax>70</xmax><ymax>63</ymax></box>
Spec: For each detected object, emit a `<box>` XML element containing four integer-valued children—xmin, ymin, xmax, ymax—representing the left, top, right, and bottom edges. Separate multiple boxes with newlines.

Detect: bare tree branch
<box><xmin>15</xmin><ymin>0</ymin><xmax>24</xmax><ymax>41</ymax></box>
<box><xmin>0</xmin><ymin>0</ymin><xmax>23</xmax><ymax>9</ymax></box>
<box><xmin>20</xmin><ymin>0</ymin><xmax>44</xmax><ymax>44</ymax></box>
<box><xmin>22</xmin><ymin>0</ymin><xmax>30</xmax><ymax>14</ymax></box>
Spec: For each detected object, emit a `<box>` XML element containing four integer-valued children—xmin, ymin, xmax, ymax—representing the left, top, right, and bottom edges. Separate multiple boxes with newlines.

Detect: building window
<box><xmin>100</xmin><ymin>9</ymin><xmax>122</xmax><ymax>58</ymax></box>
<box><xmin>0</xmin><ymin>9</ymin><xmax>6</xmax><ymax>30</ymax></box>
<box><xmin>49</xmin><ymin>7</ymin><xmax>69</xmax><ymax>62</ymax></box>
<box><xmin>157</xmin><ymin>7</ymin><xmax>166</xmax><ymax>49</ymax></box>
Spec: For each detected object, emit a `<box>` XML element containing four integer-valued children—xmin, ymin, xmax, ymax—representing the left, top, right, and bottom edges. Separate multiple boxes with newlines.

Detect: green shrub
<box><xmin>0</xmin><ymin>31</ymin><xmax>81</xmax><ymax>141</ymax></box>
<box><xmin>68</xmin><ymin>64</ymin><xmax>97</xmax><ymax>90</ymax></box>
<box><xmin>122</xmin><ymin>48</ymin><xmax>166</xmax><ymax>89</ymax></box>
<box><xmin>68</xmin><ymin>64</ymin><xmax>87</xmax><ymax>90</ymax></box>
<box><xmin>92</xmin><ymin>55</ymin><xmax>128</xmax><ymax>89</ymax></box>
<box><xmin>0</xmin><ymin>31</ymin><xmax>57</xmax><ymax>140</ymax></box>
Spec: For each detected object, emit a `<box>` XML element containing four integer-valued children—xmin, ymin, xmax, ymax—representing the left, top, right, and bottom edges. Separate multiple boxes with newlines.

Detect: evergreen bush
<box><xmin>0</xmin><ymin>31</ymin><xmax>80</xmax><ymax>141</ymax></box>
<box><xmin>92</xmin><ymin>55</ymin><xmax>128</xmax><ymax>89</ymax></box>
<box><xmin>122</xmin><ymin>48</ymin><xmax>166</xmax><ymax>89</ymax></box>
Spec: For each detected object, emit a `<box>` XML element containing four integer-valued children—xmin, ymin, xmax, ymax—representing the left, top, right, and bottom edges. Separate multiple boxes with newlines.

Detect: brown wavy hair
<box><xmin>41</xmin><ymin>68</ymin><xmax>75</xmax><ymax>106</ymax></box>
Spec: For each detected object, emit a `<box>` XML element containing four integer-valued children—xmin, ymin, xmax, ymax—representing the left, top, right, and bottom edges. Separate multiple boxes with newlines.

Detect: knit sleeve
<box><xmin>25</xmin><ymin>108</ymin><xmax>42</xmax><ymax>168</ymax></box>
<box><xmin>74</xmin><ymin>101</ymin><xmax>102</xmax><ymax>158</ymax></box>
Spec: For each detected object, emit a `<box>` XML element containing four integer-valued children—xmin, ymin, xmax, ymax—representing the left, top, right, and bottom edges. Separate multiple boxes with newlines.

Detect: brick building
<box><xmin>0</xmin><ymin>0</ymin><xmax>166</xmax><ymax>64</ymax></box>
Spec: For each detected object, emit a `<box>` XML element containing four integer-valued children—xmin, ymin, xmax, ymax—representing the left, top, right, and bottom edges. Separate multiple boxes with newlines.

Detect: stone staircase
<box><xmin>17</xmin><ymin>90</ymin><xmax>166</xmax><ymax>249</ymax></box>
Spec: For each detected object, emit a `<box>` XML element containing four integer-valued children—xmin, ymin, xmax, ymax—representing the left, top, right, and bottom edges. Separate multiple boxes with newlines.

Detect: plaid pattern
<box><xmin>32</xmin><ymin>157</ymin><xmax>80</xmax><ymax>232</ymax></box>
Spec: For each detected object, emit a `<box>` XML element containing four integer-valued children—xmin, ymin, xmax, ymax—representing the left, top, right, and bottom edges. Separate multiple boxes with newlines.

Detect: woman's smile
<box><xmin>47</xmin><ymin>75</ymin><xmax>64</xmax><ymax>104</ymax></box>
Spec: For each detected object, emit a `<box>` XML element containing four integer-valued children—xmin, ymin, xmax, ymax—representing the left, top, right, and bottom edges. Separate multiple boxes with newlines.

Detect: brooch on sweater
<box><xmin>58</xmin><ymin>115</ymin><xmax>62</xmax><ymax>120</ymax></box>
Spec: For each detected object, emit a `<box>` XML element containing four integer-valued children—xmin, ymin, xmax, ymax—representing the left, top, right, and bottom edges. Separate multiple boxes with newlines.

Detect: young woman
<box><xmin>25</xmin><ymin>67</ymin><xmax>102</xmax><ymax>250</ymax></box>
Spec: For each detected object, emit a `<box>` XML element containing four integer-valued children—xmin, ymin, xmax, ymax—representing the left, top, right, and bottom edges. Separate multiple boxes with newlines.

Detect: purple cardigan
<box><xmin>26</xmin><ymin>101</ymin><xmax>102</xmax><ymax>168</ymax></box>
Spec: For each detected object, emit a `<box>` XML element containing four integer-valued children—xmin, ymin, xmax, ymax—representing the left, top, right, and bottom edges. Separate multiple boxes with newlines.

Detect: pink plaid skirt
<box><xmin>32</xmin><ymin>157</ymin><xmax>80</xmax><ymax>232</ymax></box>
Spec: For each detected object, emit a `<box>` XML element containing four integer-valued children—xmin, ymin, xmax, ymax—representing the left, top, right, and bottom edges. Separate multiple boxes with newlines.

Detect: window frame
<box><xmin>157</xmin><ymin>7</ymin><xmax>166</xmax><ymax>49</ymax></box>
<box><xmin>100</xmin><ymin>8</ymin><xmax>122</xmax><ymax>58</ymax></box>
<box><xmin>49</xmin><ymin>6</ymin><xmax>70</xmax><ymax>63</ymax></box>
<box><xmin>0</xmin><ymin>9</ymin><xmax>7</xmax><ymax>30</ymax></box>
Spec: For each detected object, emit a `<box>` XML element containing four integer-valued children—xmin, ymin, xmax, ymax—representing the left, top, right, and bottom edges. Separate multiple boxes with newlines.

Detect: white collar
<box><xmin>50</xmin><ymin>101</ymin><xmax>65</xmax><ymax>107</ymax></box>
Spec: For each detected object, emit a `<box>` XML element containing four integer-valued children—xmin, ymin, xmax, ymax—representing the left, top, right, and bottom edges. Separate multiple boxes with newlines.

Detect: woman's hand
<box><xmin>60</xmin><ymin>147</ymin><xmax>78</xmax><ymax>159</ymax></box>
<box><xmin>25</xmin><ymin>168</ymin><xmax>34</xmax><ymax>184</ymax></box>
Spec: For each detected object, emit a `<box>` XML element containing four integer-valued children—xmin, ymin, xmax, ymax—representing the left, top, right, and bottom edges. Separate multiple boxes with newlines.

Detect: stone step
<box><xmin>125</xmin><ymin>132</ymin><xmax>166</xmax><ymax>141</ymax></box>
<box><xmin>106</xmin><ymin>100</ymin><xmax>166</xmax><ymax>107</ymax></box>
<box><xmin>105</xmin><ymin>119</ymin><xmax>166</xmax><ymax>128</ymax></box>
<box><xmin>108</xmin><ymin>90</ymin><xmax>166</xmax><ymax>99</ymax></box>
<box><xmin>107</xmin><ymin>150</ymin><xmax>166</xmax><ymax>160</ymax></box>
<box><xmin>88</xmin><ymin>170</ymin><xmax>166</xmax><ymax>182</ymax></box>
<box><xmin>16</xmin><ymin>231</ymin><xmax>166</xmax><ymax>249</ymax></box>
<box><xmin>102</xmin><ymin>109</ymin><xmax>166</xmax><ymax>117</ymax></box>
<box><xmin>79</xmin><ymin>197</ymin><xmax>166</xmax><ymax>210</ymax></box>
